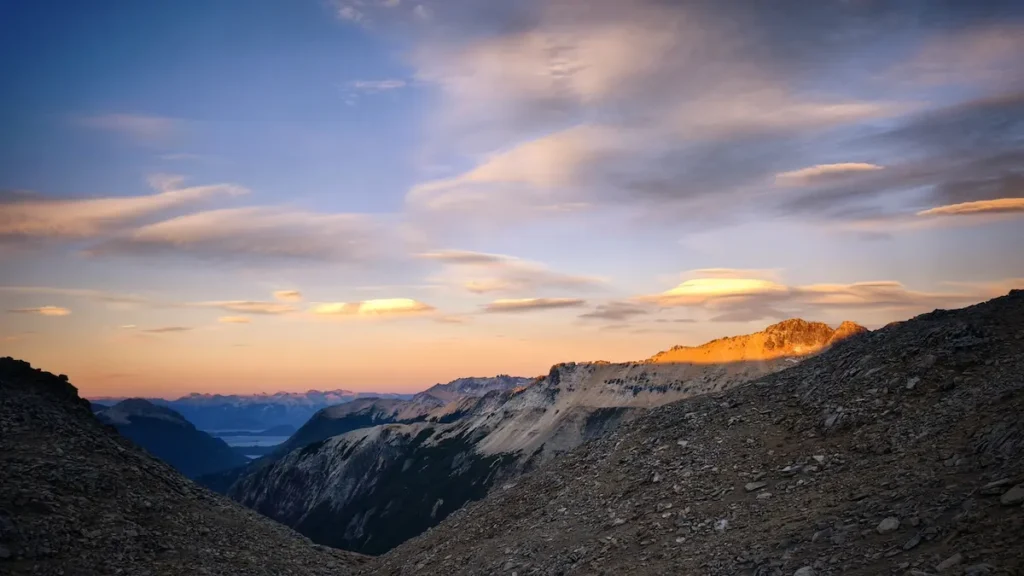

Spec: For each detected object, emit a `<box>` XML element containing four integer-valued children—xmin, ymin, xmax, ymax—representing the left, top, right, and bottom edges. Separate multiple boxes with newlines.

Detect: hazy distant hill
<box><xmin>90</xmin><ymin>389</ymin><xmax>415</xmax><ymax>431</ymax></box>
<box><xmin>95</xmin><ymin>399</ymin><xmax>249</xmax><ymax>478</ymax></box>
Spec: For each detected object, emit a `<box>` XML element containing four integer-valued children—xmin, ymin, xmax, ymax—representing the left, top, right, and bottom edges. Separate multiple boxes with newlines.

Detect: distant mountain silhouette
<box><xmin>95</xmin><ymin>399</ymin><xmax>248</xmax><ymax>478</ymax></box>
<box><xmin>89</xmin><ymin>389</ymin><xmax>415</xmax><ymax>430</ymax></box>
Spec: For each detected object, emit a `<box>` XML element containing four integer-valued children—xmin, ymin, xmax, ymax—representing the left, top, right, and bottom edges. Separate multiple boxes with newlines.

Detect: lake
<box><xmin>216</xmin><ymin>435</ymin><xmax>290</xmax><ymax>447</ymax></box>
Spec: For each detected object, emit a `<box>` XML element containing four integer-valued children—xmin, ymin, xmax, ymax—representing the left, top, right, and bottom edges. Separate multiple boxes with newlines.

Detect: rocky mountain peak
<box><xmin>647</xmin><ymin>317</ymin><xmax>866</xmax><ymax>364</ymax></box>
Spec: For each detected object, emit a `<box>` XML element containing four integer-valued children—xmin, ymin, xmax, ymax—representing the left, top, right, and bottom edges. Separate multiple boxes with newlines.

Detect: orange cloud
<box><xmin>218</xmin><ymin>316</ymin><xmax>251</xmax><ymax>324</ymax></box>
<box><xmin>7</xmin><ymin>306</ymin><xmax>71</xmax><ymax>316</ymax></box>
<box><xmin>273</xmin><ymin>290</ymin><xmax>303</xmax><ymax>302</ymax></box>
<box><xmin>640</xmin><ymin>278</ymin><xmax>789</xmax><ymax>307</ymax></box>
<box><xmin>199</xmin><ymin>301</ymin><xmax>297</xmax><ymax>315</ymax></box>
<box><xmin>916</xmin><ymin>198</ymin><xmax>1024</xmax><ymax>216</ymax></box>
<box><xmin>775</xmin><ymin>163</ymin><xmax>883</xmax><ymax>185</ymax></box>
<box><xmin>482</xmin><ymin>298</ymin><xmax>586</xmax><ymax>313</ymax></box>
<box><xmin>310</xmin><ymin>298</ymin><xmax>435</xmax><ymax>316</ymax></box>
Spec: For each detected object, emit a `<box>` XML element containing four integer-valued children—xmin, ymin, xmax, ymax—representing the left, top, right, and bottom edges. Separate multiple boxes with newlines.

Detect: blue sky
<box><xmin>1</xmin><ymin>0</ymin><xmax>1022</xmax><ymax>397</ymax></box>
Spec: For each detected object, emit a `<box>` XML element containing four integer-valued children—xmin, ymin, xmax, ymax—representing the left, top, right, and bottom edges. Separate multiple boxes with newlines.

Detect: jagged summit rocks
<box><xmin>371</xmin><ymin>291</ymin><xmax>1024</xmax><ymax>575</ymax></box>
<box><xmin>646</xmin><ymin>318</ymin><xmax>866</xmax><ymax>364</ymax></box>
<box><xmin>0</xmin><ymin>357</ymin><xmax>365</xmax><ymax>575</ymax></box>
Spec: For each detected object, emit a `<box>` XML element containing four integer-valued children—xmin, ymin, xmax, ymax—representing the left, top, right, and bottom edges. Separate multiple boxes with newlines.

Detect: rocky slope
<box><xmin>96</xmin><ymin>398</ymin><xmax>249</xmax><ymax>478</ymax></box>
<box><xmin>227</xmin><ymin>319</ymin><xmax>864</xmax><ymax>555</ymax></box>
<box><xmin>276</xmin><ymin>376</ymin><xmax>532</xmax><ymax>458</ymax></box>
<box><xmin>370</xmin><ymin>291</ymin><xmax>1024</xmax><ymax>575</ymax></box>
<box><xmin>0</xmin><ymin>357</ymin><xmax>366</xmax><ymax>575</ymax></box>
<box><xmin>199</xmin><ymin>376</ymin><xmax>529</xmax><ymax>496</ymax></box>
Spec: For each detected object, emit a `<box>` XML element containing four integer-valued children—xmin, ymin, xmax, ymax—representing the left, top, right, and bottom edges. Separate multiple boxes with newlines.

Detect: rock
<box><xmin>812</xmin><ymin>455</ymin><xmax>825</xmax><ymax>464</ymax></box>
<box><xmin>903</xmin><ymin>533</ymin><xmax>921</xmax><ymax>550</ymax></box>
<box><xmin>979</xmin><ymin>478</ymin><xmax>1011</xmax><ymax>493</ymax></box>
<box><xmin>793</xmin><ymin>567</ymin><xmax>815</xmax><ymax>576</ymax></box>
<box><xmin>936</xmin><ymin>553</ymin><xmax>963</xmax><ymax>572</ymax></box>
<box><xmin>999</xmin><ymin>484</ymin><xmax>1024</xmax><ymax>506</ymax></box>
<box><xmin>714</xmin><ymin>519</ymin><xmax>728</xmax><ymax>532</ymax></box>
<box><xmin>0</xmin><ymin>544</ymin><xmax>9</xmax><ymax>559</ymax></box>
<box><xmin>877</xmin><ymin>516</ymin><xmax>900</xmax><ymax>534</ymax></box>
<box><xmin>744</xmin><ymin>482</ymin><xmax>767</xmax><ymax>492</ymax></box>
<box><xmin>964</xmin><ymin>564</ymin><xmax>994</xmax><ymax>576</ymax></box>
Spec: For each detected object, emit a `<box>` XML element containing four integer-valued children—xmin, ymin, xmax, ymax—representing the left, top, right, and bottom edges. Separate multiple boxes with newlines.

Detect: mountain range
<box><xmin>373</xmin><ymin>290</ymin><xmax>1024</xmax><ymax>575</ymax></box>
<box><xmin>90</xmin><ymin>389</ymin><xmax>415</xmax><ymax>431</ymax></box>
<box><xmin>220</xmin><ymin>318</ymin><xmax>867</xmax><ymax>554</ymax></box>
<box><xmin>4</xmin><ymin>297</ymin><xmax>1022</xmax><ymax>575</ymax></box>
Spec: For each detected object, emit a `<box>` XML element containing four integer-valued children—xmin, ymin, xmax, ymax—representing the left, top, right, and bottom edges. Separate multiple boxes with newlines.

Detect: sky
<box><xmin>1</xmin><ymin>0</ymin><xmax>1022</xmax><ymax>397</ymax></box>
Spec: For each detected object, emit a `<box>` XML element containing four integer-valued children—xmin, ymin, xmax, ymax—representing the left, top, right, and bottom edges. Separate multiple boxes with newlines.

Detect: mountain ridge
<box><xmin>224</xmin><ymin>317</ymin><xmax>868</xmax><ymax>554</ymax></box>
<box><xmin>369</xmin><ymin>291</ymin><xmax>1024</xmax><ymax>575</ymax></box>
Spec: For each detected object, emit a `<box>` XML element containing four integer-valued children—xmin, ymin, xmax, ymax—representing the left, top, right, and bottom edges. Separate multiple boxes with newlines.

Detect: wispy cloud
<box><xmin>349</xmin><ymin>79</ymin><xmax>407</xmax><ymax>92</ymax></box>
<box><xmin>917</xmin><ymin>198</ymin><xmax>1024</xmax><ymax>217</ymax></box>
<box><xmin>775</xmin><ymin>91</ymin><xmax>1024</xmax><ymax>224</ymax></box>
<box><xmin>420</xmin><ymin>249</ymin><xmax>605</xmax><ymax>296</ymax></box>
<box><xmin>578</xmin><ymin>301</ymin><xmax>651</xmax><ymax>321</ymax></box>
<box><xmin>417</xmin><ymin>249</ymin><xmax>509</xmax><ymax>265</ymax></box>
<box><xmin>7</xmin><ymin>306</ymin><xmax>71</xmax><ymax>316</ymax></box>
<box><xmin>142</xmin><ymin>326</ymin><xmax>192</xmax><ymax>333</ymax></box>
<box><xmin>309</xmin><ymin>298</ymin><xmax>435</xmax><ymax>316</ymax></box>
<box><xmin>775</xmin><ymin>163</ymin><xmax>884</xmax><ymax>186</ymax></box>
<box><xmin>635</xmin><ymin>273</ymin><xmax>1017</xmax><ymax>323</ymax></box>
<box><xmin>0</xmin><ymin>176</ymin><xmax>246</xmax><ymax>243</ymax></box>
<box><xmin>198</xmin><ymin>301</ymin><xmax>297</xmax><ymax>315</ymax></box>
<box><xmin>89</xmin><ymin>207</ymin><xmax>381</xmax><ymax>262</ymax></box>
<box><xmin>482</xmin><ymin>298</ymin><xmax>586</xmax><ymax>313</ymax></box>
<box><xmin>0</xmin><ymin>286</ymin><xmax>156</xmax><ymax>306</ymax></box>
<box><xmin>79</xmin><ymin>114</ymin><xmax>181</xmax><ymax>143</ymax></box>
<box><xmin>401</xmin><ymin>1</ymin><xmax>1017</xmax><ymax>235</ymax></box>
<box><xmin>218</xmin><ymin>316</ymin><xmax>251</xmax><ymax>324</ymax></box>
<box><xmin>273</xmin><ymin>290</ymin><xmax>303</xmax><ymax>303</ymax></box>
<box><xmin>158</xmin><ymin>153</ymin><xmax>204</xmax><ymax>161</ymax></box>
<box><xmin>331</xmin><ymin>0</ymin><xmax>406</xmax><ymax>25</ymax></box>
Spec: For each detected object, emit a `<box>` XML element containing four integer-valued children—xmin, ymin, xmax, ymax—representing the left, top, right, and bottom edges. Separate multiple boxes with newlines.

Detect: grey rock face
<box><xmin>1000</xmin><ymin>484</ymin><xmax>1024</xmax><ymax>506</ymax></box>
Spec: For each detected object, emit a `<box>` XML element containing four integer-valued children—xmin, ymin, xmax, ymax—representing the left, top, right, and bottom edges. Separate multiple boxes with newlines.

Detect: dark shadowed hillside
<box><xmin>96</xmin><ymin>398</ymin><xmax>249</xmax><ymax>478</ymax></box>
<box><xmin>0</xmin><ymin>358</ymin><xmax>366</xmax><ymax>575</ymax></box>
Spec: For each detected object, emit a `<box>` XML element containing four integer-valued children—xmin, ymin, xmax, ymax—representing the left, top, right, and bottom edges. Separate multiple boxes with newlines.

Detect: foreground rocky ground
<box><xmin>372</xmin><ymin>291</ymin><xmax>1024</xmax><ymax>575</ymax></box>
<box><xmin>0</xmin><ymin>358</ymin><xmax>365</xmax><ymax>576</ymax></box>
